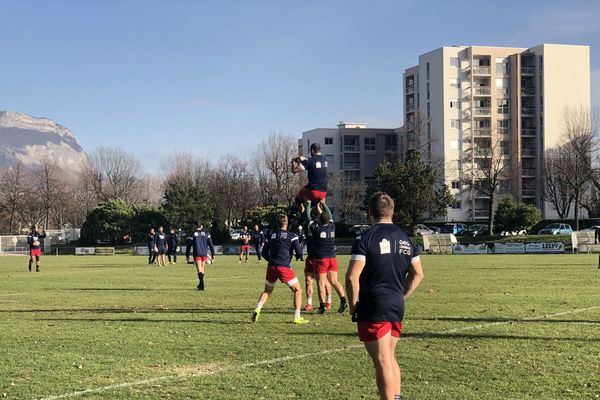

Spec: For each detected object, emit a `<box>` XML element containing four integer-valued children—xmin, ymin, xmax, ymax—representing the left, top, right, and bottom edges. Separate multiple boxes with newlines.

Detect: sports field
<box><xmin>0</xmin><ymin>254</ymin><xmax>599</xmax><ymax>399</ymax></box>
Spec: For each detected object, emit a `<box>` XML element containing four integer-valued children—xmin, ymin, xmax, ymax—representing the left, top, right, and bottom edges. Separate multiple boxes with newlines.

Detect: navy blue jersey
<box><xmin>240</xmin><ymin>230</ymin><xmax>251</xmax><ymax>244</ymax></box>
<box><xmin>261</xmin><ymin>230</ymin><xmax>302</xmax><ymax>268</ymax></box>
<box><xmin>305</xmin><ymin>225</ymin><xmax>317</xmax><ymax>258</ymax></box>
<box><xmin>167</xmin><ymin>233</ymin><xmax>179</xmax><ymax>249</ymax></box>
<box><xmin>186</xmin><ymin>229</ymin><xmax>215</xmax><ymax>258</ymax></box>
<box><xmin>351</xmin><ymin>223</ymin><xmax>420</xmax><ymax>322</ymax></box>
<box><xmin>27</xmin><ymin>231</ymin><xmax>46</xmax><ymax>250</ymax></box>
<box><xmin>300</xmin><ymin>154</ymin><xmax>328</xmax><ymax>192</ymax></box>
<box><xmin>297</xmin><ymin>231</ymin><xmax>306</xmax><ymax>246</ymax></box>
<box><xmin>155</xmin><ymin>232</ymin><xmax>167</xmax><ymax>249</ymax></box>
<box><xmin>309</xmin><ymin>221</ymin><xmax>336</xmax><ymax>259</ymax></box>
<box><xmin>147</xmin><ymin>233</ymin><xmax>155</xmax><ymax>249</ymax></box>
<box><xmin>252</xmin><ymin>230</ymin><xmax>265</xmax><ymax>245</ymax></box>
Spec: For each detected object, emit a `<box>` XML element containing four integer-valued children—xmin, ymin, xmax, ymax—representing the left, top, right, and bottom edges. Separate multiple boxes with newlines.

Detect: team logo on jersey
<box><xmin>379</xmin><ymin>239</ymin><xmax>391</xmax><ymax>254</ymax></box>
<box><xmin>399</xmin><ymin>240</ymin><xmax>412</xmax><ymax>255</ymax></box>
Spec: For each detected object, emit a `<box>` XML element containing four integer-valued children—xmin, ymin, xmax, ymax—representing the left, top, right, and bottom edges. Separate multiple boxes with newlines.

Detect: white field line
<box><xmin>38</xmin><ymin>304</ymin><xmax>600</xmax><ymax>400</ymax></box>
<box><xmin>0</xmin><ymin>292</ymin><xmax>29</xmax><ymax>297</ymax></box>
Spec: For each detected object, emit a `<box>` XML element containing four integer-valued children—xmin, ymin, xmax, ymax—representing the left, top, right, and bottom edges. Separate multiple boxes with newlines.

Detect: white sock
<box><xmin>256</xmin><ymin>302</ymin><xmax>264</xmax><ymax>310</ymax></box>
<box><xmin>327</xmin><ymin>294</ymin><xmax>332</xmax><ymax>303</ymax></box>
<box><xmin>307</xmin><ymin>298</ymin><xmax>312</xmax><ymax>305</ymax></box>
<box><xmin>294</xmin><ymin>310</ymin><xmax>301</xmax><ymax>319</ymax></box>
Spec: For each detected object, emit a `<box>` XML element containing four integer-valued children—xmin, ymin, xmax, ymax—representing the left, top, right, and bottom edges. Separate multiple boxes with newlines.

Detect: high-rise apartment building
<box><xmin>403</xmin><ymin>44</ymin><xmax>590</xmax><ymax>220</ymax></box>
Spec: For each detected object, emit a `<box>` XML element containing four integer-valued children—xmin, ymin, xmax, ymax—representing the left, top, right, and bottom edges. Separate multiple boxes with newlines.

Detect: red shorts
<box><xmin>195</xmin><ymin>256</ymin><xmax>208</xmax><ymax>262</ymax></box>
<box><xmin>298</xmin><ymin>186</ymin><xmax>327</xmax><ymax>203</ymax></box>
<box><xmin>304</xmin><ymin>257</ymin><xmax>315</xmax><ymax>274</ymax></box>
<box><xmin>30</xmin><ymin>248</ymin><xmax>42</xmax><ymax>257</ymax></box>
<box><xmin>357</xmin><ymin>321</ymin><xmax>403</xmax><ymax>342</ymax></box>
<box><xmin>265</xmin><ymin>266</ymin><xmax>298</xmax><ymax>286</ymax></box>
<box><xmin>241</xmin><ymin>244</ymin><xmax>251</xmax><ymax>252</ymax></box>
<box><xmin>315</xmin><ymin>257</ymin><xmax>338</xmax><ymax>274</ymax></box>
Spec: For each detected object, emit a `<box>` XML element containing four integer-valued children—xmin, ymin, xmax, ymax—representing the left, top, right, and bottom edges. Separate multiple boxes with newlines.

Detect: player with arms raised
<box><xmin>291</xmin><ymin>143</ymin><xmax>332</xmax><ymax>222</ymax></box>
<box><xmin>27</xmin><ymin>224</ymin><xmax>46</xmax><ymax>272</ymax></box>
<box><xmin>252</xmin><ymin>214</ymin><xmax>309</xmax><ymax>324</ymax></box>
<box><xmin>345</xmin><ymin>192</ymin><xmax>424</xmax><ymax>400</ymax></box>
<box><xmin>239</xmin><ymin>226</ymin><xmax>252</xmax><ymax>264</ymax></box>
<box><xmin>185</xmin><ymin>222</ymin><xmax>215</xmax><ymax>290</ymax></box>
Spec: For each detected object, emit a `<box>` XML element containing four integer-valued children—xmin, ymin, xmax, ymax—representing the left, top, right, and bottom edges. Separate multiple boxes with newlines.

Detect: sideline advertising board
<box><xmin>492</xmin><ymin>243</ymin><xmax>525</xmax><ymax>254</ymax></box>
<box><xmin>452</xmin><ymin>244</ymin><xmax>489</xmax><ymax>254</ymax></box>
<box><xmin>95</xmin><ymin>247</ymin><xmax>116</xmax><ymax>255</ymax></box>
<box><xmin>524</xmin><ymin>242</ymin><xmax>565</xmax><ymax>254</ymax></box>
<box><xmin>75</xmin><ymin>247</ymin><xmax>95</xmax><ymax>255</ymax></box>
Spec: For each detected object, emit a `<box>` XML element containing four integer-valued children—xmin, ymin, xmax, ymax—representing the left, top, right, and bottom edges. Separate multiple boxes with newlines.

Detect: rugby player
<box><xmin>239</xmin><ymin>226</ymin><xmax>252</xmax><ymax>264</ymax></box>
<box><xmin>185</xmin><ymin>222</ymin><xmax>216</xmax><ymax>290</ymax></box>
<box><xmin>309</xmin><ymin>210</ymin><xmax>347</xmax><ymax>314</ymax></box>
<box><xmin>252</xmin><ymin>224</ymin><xmax>265</xmax><ymax>263</ymax></box>
<box><xmin>27</xmin><ymin>225</ymin><xmax>46</xmax><ymax>272</ymax></box>
<box><xmin>345</xmin><ymin>192</ymin><xmax>424</xmax><ymax>400</ymax></box>
<box><xmin>304</xmin><ymin>215</ymin><xmax>331</xmax><ymax>312</ymax></box>
<box><xmin>147</xmin><ymin>228</ymin><xmax>157</xmax><ymax>265</ymax></box>
<box><xmin>155</xmin><ymin>226</ymin><xmax>168</xmax><ymax>267</ymax></box>
<box><xmin>291</xmin><ymin>143</ymin><xmax>332</xmax><ymax>222</ymax></box>
<box><xmin>167</xmin><ymin>227</ymin><xmax>180</xmax><ymax>265</ymax></box>
<box><xmin>252</xmin><ymin>214</ymin><xmax>309</xmax><ymax>324</ymax></box>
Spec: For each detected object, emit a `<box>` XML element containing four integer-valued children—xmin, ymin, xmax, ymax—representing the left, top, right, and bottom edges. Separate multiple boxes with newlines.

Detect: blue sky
<box><xmin>0</xmin><ymin>0</ymin><xmax>598</xmax><ymax>171</ymax></box>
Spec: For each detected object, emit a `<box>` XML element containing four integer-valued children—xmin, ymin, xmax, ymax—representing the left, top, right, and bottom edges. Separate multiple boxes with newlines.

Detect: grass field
<box><xmin>0</xmin><ymin>254</ymin><xmax>599</xmax><ymax>399</ymax></box>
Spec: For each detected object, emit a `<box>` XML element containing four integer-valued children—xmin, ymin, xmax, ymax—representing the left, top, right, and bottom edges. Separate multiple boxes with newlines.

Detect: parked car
<box><xmin>538</xmin><ymin>223</ymin><xmax>573</xmax><ymax>235</ymax></box>
<box><xmin>439</xmin><ymin>223</ymin><xmax>468</xmax><ymax>236</ymax></box>
<box><xmin>466</xmin><ymin>224</ymin><xmax>489</xmax><ymax>237</ymax></box>
<box><xmin>230</xmin><ymin>229</ymin><xmax>243</xmax><ymax>240</ymax></box>
<box><xmin>350</xmin><ymin>224</ymin><xmax>371</xmax><ymax>235</ymax></box>
<box><xmin>415</xmin><ymin>224</ymin><xmax>437</xmax><ymax>236</ymax></box>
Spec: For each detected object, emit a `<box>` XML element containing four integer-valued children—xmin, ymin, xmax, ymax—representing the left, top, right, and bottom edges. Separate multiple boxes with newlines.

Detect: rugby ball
<box><xmin>33</xmin><ymin>241</ymin><xmax>40</xmax><ymax>247</ymax></box>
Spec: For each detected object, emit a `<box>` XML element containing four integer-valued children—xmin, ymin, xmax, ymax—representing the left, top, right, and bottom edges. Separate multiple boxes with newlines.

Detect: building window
<box><xmin>449</xmin><ymin>78</ymin><xmax>460</xmax><ymax>88</ymax></box>
<box><xmin>426</xmin><ymin>62</ymin><xmax>430</xmax><ymax>80</ymax></box>
<box><xmin>497</xmin><ymin>98</ymin><xmax>510</xmax><ymax>115</ymax></box>
<box><xmin>427</xmin><ymin>82</ymin><xmax>430</xmax><ymax>100</ymax></box>
<box><xmin>495</xmin><ymin>57</ymin><xmax>510</xmax><ymax>74</ymax></box>
<box><xmin>497</xmin><ymin>119</ymin><xmax>510</xmax><ymax>134</ymax></box>
<box><xmin>452</xmin><ymin>200</ymin><xmax>461</xmax><ymax>210</ymax></box>
<box><xmin>450</xmin><ymin>100</ymin><xmax>460</xmax><ymax>109</ymax></box>
<box><xmin>364</xmin><ymin>137</ymin><xmax>376</xmax><ymax>151</ymax></box>
<box><xmin>451</xmin><ymin>181</ymin><xmax>461</xmax><ymax>189</ymax></box>
<box><xmin>451</xmin><ymin>119</ymin><xmax>460</xmax><ymax>129</ymax></box>
<box><xmin>427</xmin><ymin>102</ymin><xmax>431</xmax><ymax>118</ymax></box>
<box><xmin>500</xmin><ymin>141</ymin><xmax>510</xmax><ymax>156</ymax></box>
<box><xmin>324</xmin><ymin>137</ymin><xmax>333</xmax><ymax>145</ymax></box>
<box><xmin>325</xmin><ymin>154</ymin><xmax>334</xmax><ymax>168</ymax></box>
<box><xmin>450</xmin><ymin>57</ymin><xmax>460</xmax><ymax>67</ymax></box>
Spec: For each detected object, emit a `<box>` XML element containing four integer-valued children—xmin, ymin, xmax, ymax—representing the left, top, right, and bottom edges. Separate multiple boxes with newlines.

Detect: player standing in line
<box><xmin>155</xmin><ymin>226</ymin><xmax>168</xmax><ymax>267</ymax></box>
<box><xmin>27</xmin><ymin>225</ymin><xmax>46</xmax><ymax>272</ymax></box>
<box><xmin>167</xmin><ymin>227</ymin><xmax>180</xmax><ymax>265</ymax></box>
<box><xmin>291</xmin><ymin>143</ymin><xmax>332</xmax><ymax>223</ymax></box>
<box><xmin>296</xmin><ymin>225</ymin><xmax>306</xmax><ymax>261</ymax></box>
<box><xmin>147</xmin><ymin>228</ymin><xmax>157</xmax><ymax>265</ymax></box>
<box><xmin>252</xmin><ymin>214</ymin><xmax>309</xmax><ymax>325</ymax></box>
<box><xmin>303</xmin><ymin>215</ymin><xmax>331</xmax><ymax>312</ymax></box>
<box><xmin>239</xmin><ymin>226</ymin><xmax>252</xmax><ymax>264</ymax></box>
<box><xmin>185</xmin><ymin>222</ymin><xmax>215</xmax><ymax>290</ymax></box>
<box><xmin>345</xmin><ymin>192</ymin><xmax>424</xmax><ymax>400</ymax></box>
<box><xmin>310</xmin><ymin>210</ymin><xmax>347</xmax><ymax>314</ymax></box>
<box><xmin>252</xmin><ymin>224</ymin><xmax>265</xmax><ymax>263</ymax></box>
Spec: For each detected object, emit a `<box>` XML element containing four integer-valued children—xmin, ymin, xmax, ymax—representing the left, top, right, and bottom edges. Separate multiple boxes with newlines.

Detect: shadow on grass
<box><xmin>37</xmin><ymin>317</ymin><xmax>253</xmax><ymax>324</ymax></box>
<box><xmin>0</xmin><ymin>307</ymin><xmax>293</xmax><ymax>315</ymax></box>
<box><xmin>412</xmin><ymin>316</ymin><xmax>600</xmax><ymax>324</ymax></box>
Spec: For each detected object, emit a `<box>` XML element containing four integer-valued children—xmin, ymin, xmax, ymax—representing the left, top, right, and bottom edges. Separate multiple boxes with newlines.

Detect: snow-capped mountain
<box><xmin>0</xmin><ymin>111</ymin><xmax>87</xmax><ymax>170</ymax></box>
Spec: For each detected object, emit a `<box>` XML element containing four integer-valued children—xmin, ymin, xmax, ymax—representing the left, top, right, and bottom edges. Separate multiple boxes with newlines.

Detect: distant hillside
<box><xmin>0</xmin><ymin>111</ymin><xmax>87</xmax><ymax>170</ymax></box>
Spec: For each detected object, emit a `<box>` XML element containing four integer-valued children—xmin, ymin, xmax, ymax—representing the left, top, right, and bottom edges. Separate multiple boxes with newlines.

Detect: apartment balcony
<box><xmin>406</xmin><ymin>104</ymin><xmax>415</xmax><ymax>113</ymax></box>
<box><xmin>522</xmin><ymin>128</ymin><xmax>536</xmax><ymax>137</ymax></box>
<box><xmin>473</xmin><ymin>128</ymin><xmax>492</xmax><ymax>137</ymax></box>
<box><xmin>474</xmin><ymin>107</ymin><xmax>492</xmax><ymax>116</ymax></box>
<box><xmin>343</xmin><ymin>163</ymin><xmax>361</xmax><ymax>170</ymax></box>
<box><xmin>521</xmin><ymin>66</ymin><xmax>535</xmax><ymax>75</ymax></box>
<box><xmin>521</xmin><ymin>87</ymin><xmax>535</xmax><ymax>96</ymax></box>
<box><xmin>497</xmin><ymin>127</ymin><xmax>510</xmax><ymax>135</ymax></box>
<box><xmin>343</xmin><ymin>145</ymin><xmax>360</xmax><ymax>152</ymax></box>
<box><xmin>385</xmin><ymin>145</ymin><xmax>398</xmax><ymax>152</ymax></box>
<box><xmin>472</xmin><ymin>66</ymin><xmax>491</xmax><ymax>75</ymax></box>
<box><xmin>497</xmin><ymin>88</ymin><xmax>510</xmax><ymax>96</ymax></box>
<box><xmin>522</xmin><ymin>189</ymin><xmax>536</xmax><ymax>197</ymax></box>
<box><xmin>406</xmin><ymin>84</ymin><xmax>415</xmax><ymax>94</ymax></box>
<box><xmin>473</xmin><ymin>87</ymin><xmax>492</xmax><ymax>96</ymax></box>
<box><xmin>474</xmin><ymin>148</ymin><xmax>492</xmax><ymax>158</ymax></box>
<box><xmin>474</xmin><ymin>209</ymin><xmax>490</xmax><ymax>218</ymax></box>
<box><xmin>522</xmin><ymin>168</ymin><xmax>536</xmax><ymax>177</ymax></box>
<box><xmin>521</xmin><ymin>106</ymin><xmax>536</xmax><ymax>116</ymax></box>
<box><xmin>521</xmin><ymin>148</ymin><xmax>536</xmax><ymax>157</ymax></box>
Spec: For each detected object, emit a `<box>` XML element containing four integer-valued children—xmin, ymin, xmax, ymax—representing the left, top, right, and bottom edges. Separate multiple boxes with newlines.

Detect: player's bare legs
<box><xmin>327</xmin><ymin>270</ymin><xmax>348</xmax><ymax>313</ymax></box>
<box><xmin>195</xmin><ymin>259</ymin><xmax>206</xmax><ymax>290</ymax></box>
<box><xmin>364</xmin><ymin>332</ymin><xmax>401</xmax><ymax>400</ymax></box>
<box><xmin>289</xmin><ymin>280</ymin><xmax>306</xmax><ymax>322</ymax></box>
<box><xmin>316</xmin><ymin>273</ymin><xmax>333</xmax><ymax>312</ymax></box>
<box><xmin>253</xmin><ymin>284</ymin><xmax>274</xmax><ymax>322</ymax></box>
<box><xmin>304</xmin><ymin>271</ymin><xmax>314</xmax><ymax>311</ymax></box>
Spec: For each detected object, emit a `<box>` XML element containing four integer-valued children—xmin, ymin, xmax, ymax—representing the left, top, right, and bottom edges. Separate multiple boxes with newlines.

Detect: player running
<box><xmin>239</xmin><ymin>226</ymin><xmax>252</xmax><ymax>264</ymax></box>
<box><xmin>167</xmin><ymin>227</ymin><xmax>180</xmax><ymax>265</ymax></box>
<box><xmin>303</xmin><ymin>215</ymin><xmax>331</xmax><ymax>312</ymax></box>
<box><xmin>252</xmin><ymin>224</ymin><xmax>265</xmax><ymax>263</ymax></box>
<box><xmin>27</xmin><ymin>225</ymin><xmax>46</xmax><ymax>272</ymax></box>
<box><xmin>291</xmin><ymin>143</ymin><xmax>332</xmax><ymax>223</ymax></box>
<box><xmin>309</xmin><ymin>209</ymin><xmax>347</xmax><ymax>314</ymax></box>
<box><xmin>185</xmin><ymin>222</ymin><xmax>215</xmax><ymax>290</ymax></box>
<box><xmin>147</xmin><ymin>228</ymin><xmax>157</xmax><ymax>265</ymax></box>
<box><xmin>345</xmin><ymin>192</ymin><xmax>424</xmax><ymax>400</ymax></box>
<box><xmin>155</xmin><ymin>226</ymin><xmax>168</xmax><ymax>266</ymax></box>
<box><xmin>252</xmin><ymin>214</ymin><xmax>309</xmax><ymax>325</ymax></box>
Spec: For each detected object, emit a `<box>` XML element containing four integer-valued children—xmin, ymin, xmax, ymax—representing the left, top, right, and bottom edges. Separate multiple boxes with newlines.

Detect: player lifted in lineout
<box><xmin>291</xmin><ymin>143</ymin><xmax>332</xmax><ymax>223</ymax></box>
<box><xmin>27</xmin><ymin>225</ymin><xmax>46</xmax><ymax>272</ymax></box>
<box><xmin>252</xmin><ymin>214</ymin><xmax>309</xmax><ymax>324</ymax></box>
<box><xmin>185</xmin><ymin>222</ymin><xmax>215</xmax><ymax>290</ymax></box>
<box><xmin>239</xmin><ymin>226</ymin><xmax>252</xmax><ymax>264</ymax></box>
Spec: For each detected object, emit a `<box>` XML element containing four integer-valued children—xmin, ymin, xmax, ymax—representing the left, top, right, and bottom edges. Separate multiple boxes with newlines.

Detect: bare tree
<box><xmin>543</xmin><ymin>148</ymin><xmax>573</xmax><ymax>219</ymax></box>
<box><xmin>252</xmin><ymin>133</ymin><xmax>300</xmax><ymax>206</ymax></box>
<box><xmin>557</xmin><ymin>107</ymin><xmax>599</xmax><ymax>230</ymax></box>
<box><xmin>85</xmin><ymin>146</ymin><xmax>143</xmax><ymax>202</ymax></box>
<box><xmin>32</xmin><ymin>158</ymin><xmax>66</xmax><ymax>228</ymax></box>
<box><xmin>0</xmin><ymin>163</ymin><xmax>28</xmax><ymax>233</ymax></box>
<box><xmin>327</xmin><ymin>171</ymin><xmax>367</xmax><ymax>223</ymax></box>
<box><xmin>461</xmin><ymin>135</ymin><xmax>512</xmax><ymax>234</ymax></box>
